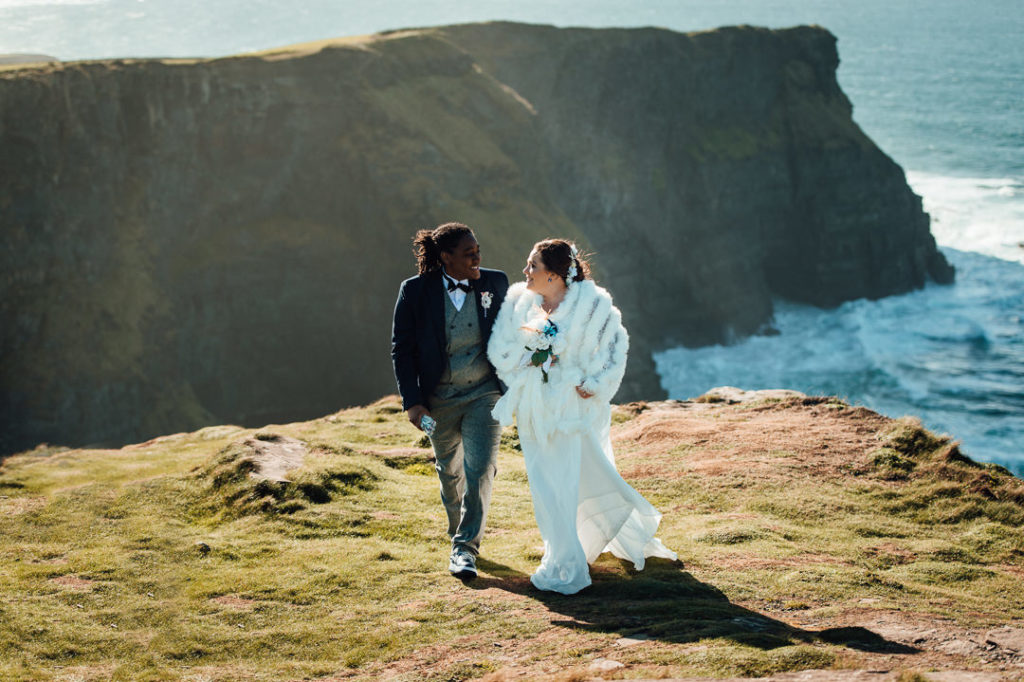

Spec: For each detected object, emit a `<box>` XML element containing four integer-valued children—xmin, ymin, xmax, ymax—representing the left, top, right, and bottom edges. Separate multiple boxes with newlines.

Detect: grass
<box><xmin>191</xmin><ymin>439</ymin><xmax>377</xmax><ymax>520</ymax></box>
<box><xmin>1</xmin><ymin>397</ymin><xmax>1022</xmax><ymax>680</ymax></box>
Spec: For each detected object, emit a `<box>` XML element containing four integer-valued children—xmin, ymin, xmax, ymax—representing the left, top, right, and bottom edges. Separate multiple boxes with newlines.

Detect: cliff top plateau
<box><xmin>1</xmin><ymin>390</ymin><xmax>1021</xmax><ymax>681</ymax></box>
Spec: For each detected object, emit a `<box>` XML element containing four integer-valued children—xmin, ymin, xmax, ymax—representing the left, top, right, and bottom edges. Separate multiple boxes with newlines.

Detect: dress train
<box><xmin>520</xmin><ymin>420</ymin><xmax>676</xmax><ymax>595</ymax></box>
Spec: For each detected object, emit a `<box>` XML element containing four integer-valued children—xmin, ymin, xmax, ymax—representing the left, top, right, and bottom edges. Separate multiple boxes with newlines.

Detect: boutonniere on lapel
<box><xmin>480</xmin><ymin>291</ymin><xmax>494</xmax><ymax>317</ymax></box>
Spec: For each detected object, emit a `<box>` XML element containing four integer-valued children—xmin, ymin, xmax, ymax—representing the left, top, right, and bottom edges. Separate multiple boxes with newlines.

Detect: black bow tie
<box><xmin>445</xmin><ymin>276</ymin><xmax>472</xmax><ymax>294</ymax></box>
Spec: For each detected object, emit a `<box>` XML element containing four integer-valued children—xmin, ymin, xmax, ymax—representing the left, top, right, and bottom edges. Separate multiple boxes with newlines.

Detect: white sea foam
<box><xmin>654</xmin><ymin>171</ymin><xmax>1024</xmax><ymax>472</ymax></box>
<box><xmin>907</xmin><ymin>170</ymin><xmax>1024</xmax><ymax>264</ymax></box>
<box><xmin>654</xmin><ymin>248</ymin><xmax>1024</xmax><ymax>473</ymax></box>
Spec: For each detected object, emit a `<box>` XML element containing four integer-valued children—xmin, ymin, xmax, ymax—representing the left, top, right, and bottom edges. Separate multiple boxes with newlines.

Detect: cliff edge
<box><xmin>0</xmin><ymin>22</ymin><xmax>954</xmax><ymax>453</ymax></box>
<box><xmin>0</xmin><ymin>392</ymin><xmax>1019</xmax><ymax>680</ymax></box>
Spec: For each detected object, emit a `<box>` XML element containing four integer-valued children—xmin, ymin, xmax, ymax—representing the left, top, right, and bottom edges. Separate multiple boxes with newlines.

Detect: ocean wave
<box><xmin>906</xmin><ymin>170</ymin><xmax>1024</xmax><ymax>264</ymax></box>
<box><xmin>654</xmin><ymin>249</ymin><xmax>1024</xmax><ymax>475</ymax></box>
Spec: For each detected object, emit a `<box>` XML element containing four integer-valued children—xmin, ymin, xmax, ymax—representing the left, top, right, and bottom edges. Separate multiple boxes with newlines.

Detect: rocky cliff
<box><xmin>0</xmin><ymin>22</ymin><xmax>953</xmax><ymax>454</ymax></box>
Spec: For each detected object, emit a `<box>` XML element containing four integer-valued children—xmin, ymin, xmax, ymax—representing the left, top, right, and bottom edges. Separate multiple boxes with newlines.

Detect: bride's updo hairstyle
<box><xmin>413</xmin><ymin>222</ymin><xmax>474</xmax><ymax>275</ymax></box>
<box><xmin>534</xmin><ymin>238</ymin><xmax>591</xmax><ymax>285</ymax></box>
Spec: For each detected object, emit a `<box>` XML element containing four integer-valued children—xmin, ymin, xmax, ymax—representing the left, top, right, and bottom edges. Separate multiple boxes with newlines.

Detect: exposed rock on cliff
<box><xmin>0</xmin><ymin>23</ymin><xmax>953</xmax><ymax>453</ymax></box>
<box><xmin>437</xmin><ymin>22</ymin><xmax>954</xmax><ymax>345</ymax></box>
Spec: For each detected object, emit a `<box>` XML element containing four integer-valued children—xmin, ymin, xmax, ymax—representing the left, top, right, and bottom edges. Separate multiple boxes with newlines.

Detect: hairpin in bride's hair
<box><xmin>566</xmin><ymin>243</ymin><xmax>579</xmax><ymax>286</ymax></box>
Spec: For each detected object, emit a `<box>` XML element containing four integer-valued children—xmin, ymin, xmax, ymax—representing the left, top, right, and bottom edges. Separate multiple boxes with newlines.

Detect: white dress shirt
<box><xmin>442</xmin><ymin>269</ymin><xmax>470</xmax><ymax>311</ymax></box>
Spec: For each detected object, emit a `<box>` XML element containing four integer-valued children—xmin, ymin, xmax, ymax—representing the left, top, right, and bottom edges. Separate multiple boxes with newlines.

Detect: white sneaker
<box><xmin>448</xmin><ymin>551</ymin><xmax>477</xmax><ymax>580</ymax></box>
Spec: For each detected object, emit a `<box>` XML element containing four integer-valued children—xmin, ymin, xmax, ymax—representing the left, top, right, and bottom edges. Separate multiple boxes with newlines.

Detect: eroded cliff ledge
<box><xmin>0</xmin><ymin>22</ymin><xmax>953</xmax><ymax>453</ymax></box>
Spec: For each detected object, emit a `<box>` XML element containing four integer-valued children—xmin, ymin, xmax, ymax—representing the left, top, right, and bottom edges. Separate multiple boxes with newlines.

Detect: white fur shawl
<box><xmin>487</xmin><ymin>280</ymin><xmax>629</xmax><ymax>441</ymax></box>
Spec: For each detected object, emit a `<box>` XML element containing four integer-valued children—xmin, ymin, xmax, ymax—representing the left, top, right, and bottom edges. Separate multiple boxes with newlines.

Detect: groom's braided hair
<box><xmin>412</xmin><ymin>222</ymin><xmax>474</xmax><ymax>275</ymax></box>
<box><xmin>535</xmin><ymin>239</ymin><xmax>590</xmax><ymax>284</ymax></box>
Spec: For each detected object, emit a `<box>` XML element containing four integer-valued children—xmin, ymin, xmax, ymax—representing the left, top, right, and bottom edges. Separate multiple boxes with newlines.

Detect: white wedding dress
<box><xmin>487</xmin><ymin>280</ymin><xmax>677</xmax><ymax>594</ymax></box>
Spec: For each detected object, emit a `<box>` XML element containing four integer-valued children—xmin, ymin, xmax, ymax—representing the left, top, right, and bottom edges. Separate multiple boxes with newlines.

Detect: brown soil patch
<box><xmin>712</xmin><ymin>552</ymin><xmax>852</xmax><ymax>570</ymax></box>
<box><xmin>611</xmin><ymin>398</ymin><xmax>891</xmax><ymax>482</ymax></box>
<box><xmin>784</xmin><ymin>608</ymin><xmax>1024</xmax><ymax>671</ymax></box>
<box><xmin>363</xmin><ymin>622</ymin><xmax>579</xmax><ymax>680</ymax></box>
<box><xmin>0</xmin><ymin>496</ymin><xmax>46</xmax><ymax>515</ymax></box>
<box><xmin>997</xmin><ymin>564</ymin><xmax>1024</xmax><ymax>579</ymax></box>
<box><xmin>211</xmin><ymin>595</ymin><xmax>258</xmax><ymax>609</ymax></box>
<box><xmin>863</xmin><ymin>543</ymin><xmax>918</xmax><ymax>564</ymax></box>
<box><xmin>363</xmin><ymin>447</ymin><xmax>426</xmax><ymax>459</ymax></box>
<box><xmin>30</xmin><ymin>665</ymin><xmax>116</xmax><ymax>681</ymax></box>
<box><xmin>49</xmin><ymin>575</ymin><xmax>95</xmax><ymax>590</ymax></box>
<box><xmin>237</xmin><ymin>434</ymin><xmax>307</xmax><ymax>482</ymax></box>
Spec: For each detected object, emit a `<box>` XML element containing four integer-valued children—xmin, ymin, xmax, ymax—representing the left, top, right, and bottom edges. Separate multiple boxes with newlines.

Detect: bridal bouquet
<box><xmin>522</xmin><ymin>318</ymin><xmax>559</xmax><ymax>382</ymax></box>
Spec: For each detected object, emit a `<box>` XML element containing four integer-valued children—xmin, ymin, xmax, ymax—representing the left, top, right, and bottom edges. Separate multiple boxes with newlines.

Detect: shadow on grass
<box><xmin>472</xmin><ymin>556</ymin><xmax>917</xmax><ymax>654</ymax></box>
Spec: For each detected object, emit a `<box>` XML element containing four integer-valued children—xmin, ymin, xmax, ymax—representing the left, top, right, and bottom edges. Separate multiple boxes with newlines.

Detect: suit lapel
<box><xmin>425</xmin><ymin>270</ymin><xmax>446</xmax><ymax>350</ymax></box>
<box><xmin>472</xmin><ymin>274</ymin><xmax>491</xmax><ymax>342</ymax></box>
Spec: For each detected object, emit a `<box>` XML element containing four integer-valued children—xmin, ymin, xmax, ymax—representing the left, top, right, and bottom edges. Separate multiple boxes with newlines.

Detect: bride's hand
<box><xmin>575</xmin><ymin>385</ymin><xmax>594</xmax><ymax>399</ymax></box>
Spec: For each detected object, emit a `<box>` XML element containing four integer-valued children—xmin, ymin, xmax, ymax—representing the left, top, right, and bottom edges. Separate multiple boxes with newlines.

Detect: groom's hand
<box><xmin>407</xmin><ymin>404</ymin><xmax>431</xmax><ymax>430</ymax></box>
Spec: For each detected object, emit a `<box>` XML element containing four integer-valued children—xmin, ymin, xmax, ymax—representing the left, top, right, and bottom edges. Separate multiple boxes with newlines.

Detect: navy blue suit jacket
<box><xmin>391</xmin><ymin>267</ymin><xmax>510</xmax><ymax>410</ymax></box>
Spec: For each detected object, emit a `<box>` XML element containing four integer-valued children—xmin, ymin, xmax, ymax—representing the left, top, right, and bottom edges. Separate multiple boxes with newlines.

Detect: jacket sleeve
<box><xmin>487</xmin><ymin>286</ymin><xmax>524</xmax><ymax>382</ymax></box>
<box><xmin>391</xmin><ymin>281</ymin><xmax>423</xmax><ymax>410</ymax></box>
<box><xmin>578</xmin><ymin>298</ymin><xmax>629</xmax><ymax>402</ymax></box>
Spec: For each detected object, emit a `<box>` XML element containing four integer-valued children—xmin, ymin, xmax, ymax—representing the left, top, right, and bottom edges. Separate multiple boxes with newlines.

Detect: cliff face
<box><xmin>0</xmin><ymin>23</ymin><xmax>953</xmax><ymax>453</ymax></box>
<box><xmin>437</xmin><ymin>23</ymin><xmax>954</xmax><ymax>345</ymax></box>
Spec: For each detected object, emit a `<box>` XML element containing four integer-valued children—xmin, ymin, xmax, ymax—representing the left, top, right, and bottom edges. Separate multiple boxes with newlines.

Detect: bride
<box><xmin>487</xmin><ymin>238</ymin><xmax>676</xmax><ymax>594</ymax></box>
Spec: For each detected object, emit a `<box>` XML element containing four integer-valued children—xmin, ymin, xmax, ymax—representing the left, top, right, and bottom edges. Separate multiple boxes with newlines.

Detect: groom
<box><xmin>391</xmin><ymin>222</ymin><xmax>509</xmax><ymax>580</ymax></box>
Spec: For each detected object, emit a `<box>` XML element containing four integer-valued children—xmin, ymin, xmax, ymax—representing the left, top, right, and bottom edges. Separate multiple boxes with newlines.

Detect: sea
<box><xmin>2</xmin><ymin>0</ymin><xmax>1021</xmax><ymax>473</ymax></box>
